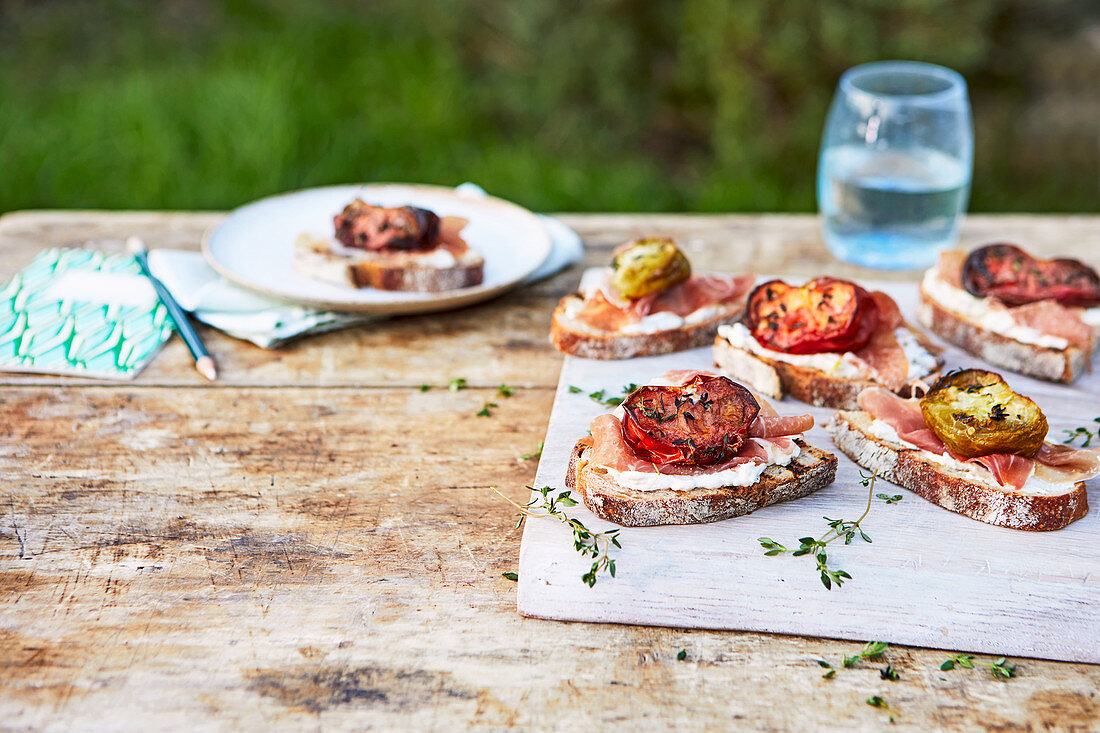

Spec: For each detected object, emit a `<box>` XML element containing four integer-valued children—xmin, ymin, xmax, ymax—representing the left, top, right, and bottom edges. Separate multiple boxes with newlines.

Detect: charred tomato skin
<box><xmin>621</xmin><ymin>375</ymin><xmax>760</xmax><ymax>466</ymax></box>
<box><xmin>745</xmin><ymin>277</ymin><xmax>879</xmax><ymax>354</ymax></box>
<box><xmin>919</xmin><ymin>368</ymin><xmax>1048</xmax><ymax>459</ymax></box>
<box><xmin>962</xmin><ymin>243</ymin><xmax>1100</xmax><ymax>308</ymax></box>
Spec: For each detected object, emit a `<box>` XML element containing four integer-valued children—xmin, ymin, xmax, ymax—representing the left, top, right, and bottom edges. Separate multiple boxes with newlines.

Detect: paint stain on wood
<box><xmin>247</xmin><ymin>664</ymin><xmax>475</xmax><ymax>713</ymax></box>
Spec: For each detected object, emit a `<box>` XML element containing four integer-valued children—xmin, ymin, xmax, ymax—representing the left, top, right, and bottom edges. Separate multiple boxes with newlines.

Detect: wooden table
<box><xmin>2</xmin><ymin>211</ymin><xmax>1099</xmax><ymax>731</ymax></box>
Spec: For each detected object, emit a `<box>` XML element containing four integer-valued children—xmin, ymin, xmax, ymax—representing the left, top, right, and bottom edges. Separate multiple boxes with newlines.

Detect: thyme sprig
<box><xmin>493</xmin><ymin>486</ymin><xmax>622</xmax><ymax>587</ymax></box>
<box><xmin>477</xmin><ymin>402</ymin><xmax>498</xmax><ymax>417</ymax></box>
<box><xmin>758</xmin><ymin>471</ymin><xmax>884</xmax><ymax>590</ymax></box>
<box><xmin>941</xmin><ymin>654</ymin><xmax>1017</xmax><ymax>679</ymax></box>
<box><xmin>1063</xmin><ymin>417</ymin><xmax>1100</xmax><ymax>447</ymax></box>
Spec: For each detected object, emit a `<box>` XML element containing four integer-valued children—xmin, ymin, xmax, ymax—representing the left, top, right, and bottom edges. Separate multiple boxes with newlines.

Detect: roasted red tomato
<box><xmin>745</xmin><ymin>277</ymin><xmax>879</xmax><ymax>354</ymax></box>
<box><xmin>962</xmin><ymin>243</ymin><xmax>1100</xmax><ymax>308</ymax></box>
<box><xmin>621</xmin><ymin>375</ymin><xmax>760</xmax><ymax>465</ymax></box>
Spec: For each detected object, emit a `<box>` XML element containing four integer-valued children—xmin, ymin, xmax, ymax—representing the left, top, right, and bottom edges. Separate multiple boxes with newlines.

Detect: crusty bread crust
<box><xmin>294</xmin><ymin>234</ymin><xmax>484</xmax><ymax>292</ymax></box>
<box><xmin>550</xmin><ymin>294</ymin><xmax>747</xmax><ymax>359</ymax></box>
<box><xmin>712</xmin><ymin>330</ymin><xmax>940</xmax><ymax>410</ymax></box>
<box><xmin>565</xmin><ymin>437</ymin><xmax>837</xmax><ymax>527</ymax></box>
<box><xmin>916</xmin><ymin>284</ymin><xmax>1088</xmax><ymax>383</ymax></box>
<box><xmin>827</xmin><ymin>410</ymin><xmax>1088</xmax><ymax>531</ymax></box>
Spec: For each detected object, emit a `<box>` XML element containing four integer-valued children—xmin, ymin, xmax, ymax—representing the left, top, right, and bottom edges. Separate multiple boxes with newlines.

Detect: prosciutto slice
<box><xmin>576</xmin><ymin>274</ymin><xmax>754</xmax><ymax>331</ymax></box>
<box><xmin>1006</xmin><ymin>300</ymin><xmax>1094</xmax><ymax>350</ymax></box>
<box><xmin>857</xmin><ymin>387</ymin><xmax>1100</xmax><ymax>490</ymax></box>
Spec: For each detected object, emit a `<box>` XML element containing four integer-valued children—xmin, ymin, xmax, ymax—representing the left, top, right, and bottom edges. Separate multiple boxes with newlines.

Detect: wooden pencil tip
<box><xmin>196</xmin><ymin>356</ymin><xmax>217</xmax><ymax>382</ymax></box>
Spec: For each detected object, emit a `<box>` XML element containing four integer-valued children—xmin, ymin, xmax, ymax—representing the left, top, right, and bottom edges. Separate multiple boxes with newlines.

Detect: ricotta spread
<box><xmin>865</xmin><ymin>418</ymin><xmax>1077</xmax><ymax>496</ymax></box>
<box><xmin>921</xmin><ymin>269</ymin><xmax>1070</xmax><ymax>349</ymax></box>
<box><xmin>717</xmin><ymin>322</ymin><xmax>938</xmax><ymax>383</ymax></box>
<box><xmin>601</xmin><ymin>438</ymin><xmax>801</xmax><ymax>492</ymax></box>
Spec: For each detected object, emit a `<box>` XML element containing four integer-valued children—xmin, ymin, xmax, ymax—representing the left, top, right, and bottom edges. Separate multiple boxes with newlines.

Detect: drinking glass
<box><xmin>816</xmin><ymin>61</ymin><xmax>972</xmax><ymax>270</ymax></box>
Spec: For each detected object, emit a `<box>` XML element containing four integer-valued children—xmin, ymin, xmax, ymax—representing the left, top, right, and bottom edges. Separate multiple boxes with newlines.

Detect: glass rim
<box><xmin>840</xmin><ymin>61</ymin><xmax>967</xmax><ymax>103</ymax></box>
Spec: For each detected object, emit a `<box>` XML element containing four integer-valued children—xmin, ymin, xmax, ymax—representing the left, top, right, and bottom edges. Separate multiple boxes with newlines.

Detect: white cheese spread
<box><xmin>601</xmin><ymin>438</ymin><xmax>801</xmax><ymax>492</ymax></box>
<box><xmin>717</xmin><ymin>322</ymin><xmax>938</xmax><ymax>383</ymax></box>
<box><xmin>865</xmin><ymin>418</ymin><xmax>1077</xmax><ymax>496</ymax></box>
<box><xmin>921</xmin><ymin>269</ymin><xmax>1070</xmax><ymax>349</ymax></box>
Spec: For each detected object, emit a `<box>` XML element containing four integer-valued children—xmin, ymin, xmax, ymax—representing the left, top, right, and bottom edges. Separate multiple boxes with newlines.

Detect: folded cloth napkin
<box><xmin>147</xmin><ymin>190</ymin><xmax>581</xmax><ymax>348</ymax></box>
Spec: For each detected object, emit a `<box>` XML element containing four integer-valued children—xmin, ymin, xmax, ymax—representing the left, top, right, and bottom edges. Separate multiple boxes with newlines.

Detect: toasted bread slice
<box><xmin>565</xmin><ymin>437</ymin><xmax>837</xmax><ymax>526</ymax></box>
<box><xmin>712</xmin><ymin>326</ymin><xmax>941</xmax><ymax>410</ymax></box>
<box><xmin>917</xmin><ymin>284</ymin><xmax>1088</xmax><ymax>383</ymax></box>
<box><xmin>294</xmin><ymin>233</ymin><xmax>484</xmax><ymax>292</ymax></box>
<box><xmin>827</xmin><ymin>410</ymin><xmax>1088</xmax><ymax>531</ymax></box>
<box><xmin>550</xmin><ymin>294</ymin><xmax>747</xmax><ymax>359</ymax></box>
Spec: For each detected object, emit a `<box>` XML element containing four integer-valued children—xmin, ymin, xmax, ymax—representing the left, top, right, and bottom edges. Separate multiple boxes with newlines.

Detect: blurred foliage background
<box><xmin>1</xmin><ymin>0</ymin><xmax>1096</xmax><ymax>214</ymax></box>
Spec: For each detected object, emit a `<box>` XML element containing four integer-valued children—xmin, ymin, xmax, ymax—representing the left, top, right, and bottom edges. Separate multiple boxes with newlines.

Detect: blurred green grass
<box><xmin>1</xmin><ymin>0</ymin><xmax>1096</xmax><ymax>214</ymax></box>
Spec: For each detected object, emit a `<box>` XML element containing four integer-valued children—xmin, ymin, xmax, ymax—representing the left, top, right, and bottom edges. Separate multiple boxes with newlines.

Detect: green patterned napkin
<box><xmin>0</xmin><ymin>248</ymin><xmax>174</xmax><ymax>379</ymax></box>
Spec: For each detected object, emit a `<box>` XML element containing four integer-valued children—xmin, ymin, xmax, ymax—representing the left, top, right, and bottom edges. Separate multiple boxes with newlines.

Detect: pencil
<box><xmin>126</xmin><ymin>236</ymin><xmax>218</xmax><ymax>381</ymax></box>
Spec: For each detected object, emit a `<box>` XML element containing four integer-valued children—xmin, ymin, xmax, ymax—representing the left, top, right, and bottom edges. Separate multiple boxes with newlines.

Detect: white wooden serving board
<box><xmin>518</xmin><ymin>281</ymin><xmax>1100</xmax><ymax>664</ymax></box>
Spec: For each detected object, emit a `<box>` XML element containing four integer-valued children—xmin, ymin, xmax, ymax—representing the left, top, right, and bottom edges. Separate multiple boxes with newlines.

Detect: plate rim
<box><xmin>201</xmin><ymin>182</ymin><xmax>554</xmax><ymax>314</ymax></box>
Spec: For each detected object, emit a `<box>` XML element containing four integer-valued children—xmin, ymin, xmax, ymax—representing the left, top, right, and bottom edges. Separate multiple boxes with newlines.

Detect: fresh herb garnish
<box><xmin>568</xmin><ymin>382</ymin><xmax>641</xmax><ymax>407</ymax></box>
<box><xmin>866</xmin><ymin>696</ymin><xmax>899</xmax><ymax>721</ymax></box>
<box><xmin>843</xmin><ymin>641</ymin><xmax>888</xmax><ymax>668</ymax></box>
<box><xmin>758</xmin><ymin>472</ymin><xmax>887</xmax><ymax>590</ymax></box>
<box><xmin>521</xmin><ymin>441</ymin><xmax>545</xmax><ymax>461</ymax></box>
<box><xmin>449</xmin><ymin>378</ymin><xmax>468</xmax><ymax>392</ymax></box>
<box><xmin>497</xmin><ymin>384</ymin><xmax>515</xmax><ymax>398</ymax></box>
<box><xmin>816</xmin><ymin>659</ymin><xmax>837</xmax><ymax>679</ymax></box>
<box><xmin>419</xmin><ymin>384</ymin><xmax>431</xmax><ymax>392</ymax></box>
<box><xmin>880</xmin><ymin>665</ymin><xmax>900</xmax><ymax>681</ymax></box>
<box><xmin>875</xmin><ymin>493</ymin><xmax>903</xmax><ymax>504</ymax></box>
<box><xmin>941</xmin><ymin>654</ymin><xmax>1017</xmax><ymax>679</ymax></box>
<box><xmin>477</xmin><ymin>401</ymin><xmax>498</xmax><ymax>417</ymax></box>
<box><xmin>493</xmin><ymin>486</ymin><xmax>622</xmax><ymax>587</ymax></box>
<box><xmin>501</xmin><ymin>572</ymin><xmax>518</xmax><ymax>582</ymax></box>
<box><xmin>1063</xmin><ymin>417</ymin><xmax>1100</xmax><ymax>447</ymax></box>
<box><xmin>676</xmin><ymin>649</ymin><xmax>687</xmax><ymax>661</ymax></box>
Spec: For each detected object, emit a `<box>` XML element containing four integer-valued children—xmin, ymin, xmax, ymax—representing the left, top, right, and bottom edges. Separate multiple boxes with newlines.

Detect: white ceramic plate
<box><xmin>203</xmin><ymin>184</ymin><xmax>553</xmax><ymax>314</ymax></box>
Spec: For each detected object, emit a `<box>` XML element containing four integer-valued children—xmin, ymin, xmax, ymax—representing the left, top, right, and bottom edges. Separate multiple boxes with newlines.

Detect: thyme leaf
<box><xmin>477</xmin><ymin>401</ymin><xmax>498</xmax><ymax>417</ymax></box>
<box><xmin>521</xmin><ymin>441</ymin><xmax>545</xmax><ymax>461</ymax></box>
<box><xmin>449</xmin><ymin>378</ymin><xmax>468</xmax><ymax>392</ymax></box>
<box><xmin>497</xmin><ymin>384</ymin><xmax>515</xmax><ymax>398</ymax></box>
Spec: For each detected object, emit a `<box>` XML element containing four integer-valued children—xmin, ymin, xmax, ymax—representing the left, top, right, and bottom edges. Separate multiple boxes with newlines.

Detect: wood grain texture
<box><xmin>1</xmin><ymin>210</ymin><xmax>1099</xmax><ymax>730</ymax></box>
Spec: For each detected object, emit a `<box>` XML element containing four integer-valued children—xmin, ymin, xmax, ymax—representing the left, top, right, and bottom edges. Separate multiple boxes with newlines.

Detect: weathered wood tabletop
<box><xmin>2</xmin><ymin>210</ymin><xmax>1099</xmax><ymax>732</ymax></box>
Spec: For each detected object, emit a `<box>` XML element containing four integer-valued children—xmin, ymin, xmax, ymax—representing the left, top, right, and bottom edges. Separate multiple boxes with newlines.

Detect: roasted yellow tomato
<box><xmin>919</xmin><ymin>369</ymin><xmax>1048</xmax><ymax>458</ymax></box>
<box><xmin>610</xmin><ymin>238</ymin><xmax>691</xmax><ymax>299</ymax></box>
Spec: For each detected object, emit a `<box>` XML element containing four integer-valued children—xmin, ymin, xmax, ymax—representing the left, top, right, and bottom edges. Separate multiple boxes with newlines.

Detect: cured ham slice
<box><xmin>936</xmin><ymin>249</ymin><xmax>967</xmax><ymax>287</ymax></box>
<box><xmin>970</xmin><ymin>453</ymin><xmax>1035</xmax><ymax>491</ymax></box>
<box><xmin>852</xmin><ymin>291</ymin><xmax>910</xmax><ymax>391</ymax></box>
<box><xmin>857</xmin><ymin>387</ymin><xmax>1100</xmax><ymax>490</ymax></box>
<box><xmin>1007</xmin><ymin>300</ymin><xmax>1094</xmax><ymax>350</ymax></box>
<box><xmin>576</xmin><ymin>274</ymin><xmax>753</xmax><ymax>331</ymax></box>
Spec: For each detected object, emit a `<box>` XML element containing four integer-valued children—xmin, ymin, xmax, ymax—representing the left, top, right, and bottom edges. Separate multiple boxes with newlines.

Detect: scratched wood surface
<box><xmin>2</xmin><ymin>210</ymin><xmax>1099</xmax><ymax>731</ymax></box>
